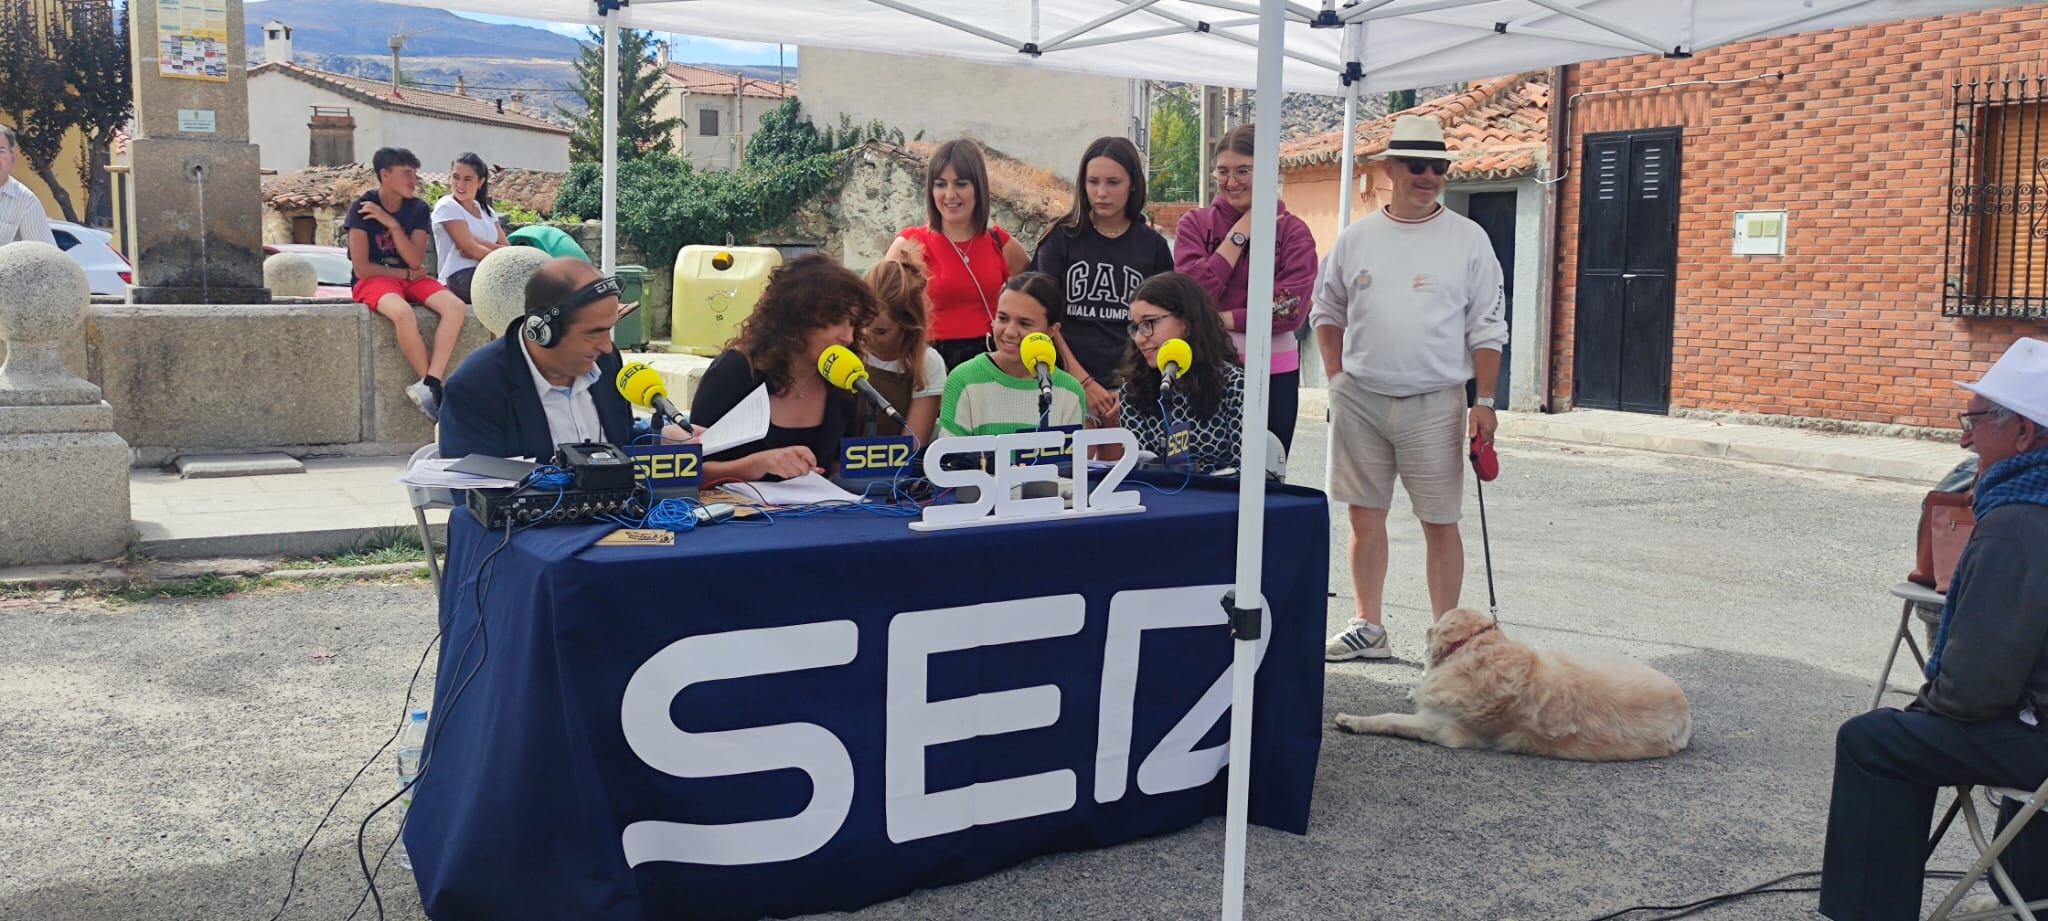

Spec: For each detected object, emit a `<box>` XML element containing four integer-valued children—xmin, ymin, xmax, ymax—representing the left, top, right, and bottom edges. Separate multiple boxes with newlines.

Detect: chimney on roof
<box><xmin>509</xmin><ymin>92</ymin><xmax>526</xmax><ymax>115</ymax></box>
<box><xmin>388</xmin><ymin>33</ymin><xmax>405</xmax><ymax>97</ymax></box>
<box><xmin>262</xmin><ymin>20</ymin><xmax>293</xmax><ymax>64</ymax></box>
<box><xmin>657</xmin><ymin>39</ymin><xmax>671</xmax><ymax>69</ymax></box>
<box><xmin>455</xmin><ymin>74</ymin><xmax>467</xmax><ymax>96</ymax></box>
<box><xmin>496</xmin><ymin>98</ymin><xmax>505</xmax><ymax>114</ymax></box>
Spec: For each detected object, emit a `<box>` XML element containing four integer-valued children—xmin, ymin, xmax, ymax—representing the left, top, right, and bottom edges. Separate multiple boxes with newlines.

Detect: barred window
<box><xmin>1947</xmin><ymin>74</ymin><xmax>2048</xmax><ymax>319</ymax></box>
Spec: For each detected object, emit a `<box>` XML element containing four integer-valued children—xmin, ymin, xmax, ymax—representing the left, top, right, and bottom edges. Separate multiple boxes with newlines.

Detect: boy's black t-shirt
<box><xmin>343</xmin><ymin>190</ymin><xmax>432</xmax><ymax>272</ymax></box>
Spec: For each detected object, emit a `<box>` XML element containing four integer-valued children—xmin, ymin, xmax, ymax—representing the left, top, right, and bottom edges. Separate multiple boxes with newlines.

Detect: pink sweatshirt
<box><xmin>1173</xmin><ymin>196</ymin><xmax>1320</xmax><ymax>375</ymax></box>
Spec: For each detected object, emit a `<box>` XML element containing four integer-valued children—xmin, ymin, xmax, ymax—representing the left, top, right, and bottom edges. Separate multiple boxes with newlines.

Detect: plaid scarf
<box><xmin>1926</xmin><ymin>449</ymin><xmax>2048</xmax><ymax>680</ymax></box>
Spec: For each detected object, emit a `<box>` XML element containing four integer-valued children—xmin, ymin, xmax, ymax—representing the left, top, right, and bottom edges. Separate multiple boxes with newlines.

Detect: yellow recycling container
<box><xmin>669</xmin><ymin>245</ymin><xmax>783</xmax><ymax>357</ymax></box>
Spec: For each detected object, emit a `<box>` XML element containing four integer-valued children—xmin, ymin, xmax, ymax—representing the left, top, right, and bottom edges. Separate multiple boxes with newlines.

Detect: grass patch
<box><xmin>279</xmin><ymin>528</ymin><xmax>429</xmax><ymax>570</ymax></box>
<box><xmin>104</xmin><ymin>574</ymin><xmax>265</xmax><ymax>605</ymax></box>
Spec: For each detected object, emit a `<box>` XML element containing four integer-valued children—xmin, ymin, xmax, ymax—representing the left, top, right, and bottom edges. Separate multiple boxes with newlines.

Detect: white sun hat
<box><xmin>1962</xmin><ymin>337</ymin><xmax>2048</xmax><ymax>428</ymax></box>
<box><xmin>1369</xmin><ymin>115</ymin><xmax>1457</xmax><ymax>161</ymax></box>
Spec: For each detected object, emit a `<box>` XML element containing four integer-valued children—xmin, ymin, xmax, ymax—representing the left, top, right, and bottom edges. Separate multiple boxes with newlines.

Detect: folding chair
<box><xmin>1927</xmin><ymin>779</ymin><xmax>2048</xmax><ymax>920</ymax></box>
<box><xmin>404</xmin><ymin>443</ymin><xmax>455</xmax><ymax>597</ymax></box>
<box><xmin>1875</xmin><ymin>581</ymin><xmax>1947</xmax><ymax>709</ymax></box>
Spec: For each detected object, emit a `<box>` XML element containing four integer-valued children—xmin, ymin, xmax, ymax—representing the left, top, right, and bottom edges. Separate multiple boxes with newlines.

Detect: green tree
<box><xmin>63</xmin><ymin>0</ymin><xmax>132</xmax><ymax>225</ymax></box>
<box><xmin>562</xmin><ymin>28</ymin><xmax>679</xmax><ymax>163</ymax></box>
<box><xmin>1386</xmin><ymin>88</ymin><xmax>1417</xmax><ymax>113</ymax></box>
<box><xmin>1149</xmin><ymin>90</ymin><xmax>1200</xmax><ymax>203</ymax></box>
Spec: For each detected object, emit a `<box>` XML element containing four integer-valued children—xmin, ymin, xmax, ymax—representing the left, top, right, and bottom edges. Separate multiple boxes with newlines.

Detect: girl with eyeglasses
<box><xmin>1029</xmin><ymin>136</ymin><xmax>1175</xmax><ymax>428</ymax></box>
<box><xmin>1119</xmin><ymin>272</ymin><xmax>1245</xmax><ymax>475</ymax></box>
<box><xmin>1172</xmin><ymin>123</ymin><xmax>1320</xmax><ymax>453</ymax></box>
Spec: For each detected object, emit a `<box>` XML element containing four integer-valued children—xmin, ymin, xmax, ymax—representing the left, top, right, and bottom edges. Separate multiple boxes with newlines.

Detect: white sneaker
<box><xmin>406</xmin><ymin>380</ymin><xmax>440</xmax><ymax>422</ymax></box>
<box><xmin>1325</xmin><ymin>622</ymin><xmax>1390</xmax><ymax>661</ymax></box>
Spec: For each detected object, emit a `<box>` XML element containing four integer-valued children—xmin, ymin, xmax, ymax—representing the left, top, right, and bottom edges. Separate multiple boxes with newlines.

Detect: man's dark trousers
<box><xmin>1821</xmin><ymin>708</ymin><xmax>2048</xmax><ymax>919</ymax></box>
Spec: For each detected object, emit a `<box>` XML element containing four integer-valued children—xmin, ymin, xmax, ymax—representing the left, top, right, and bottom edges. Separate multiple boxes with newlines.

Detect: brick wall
<box><xmin>1550</xmin><ymin>7</ymin><xmax>2048</xmax><ymax>429</ymax></box>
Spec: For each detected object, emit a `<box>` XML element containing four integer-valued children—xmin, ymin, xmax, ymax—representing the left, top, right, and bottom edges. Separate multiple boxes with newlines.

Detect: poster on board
<box><xmin>157</xmin><ymin>0</ymin><xmax>228</xmax><ymax>82</ymax></box>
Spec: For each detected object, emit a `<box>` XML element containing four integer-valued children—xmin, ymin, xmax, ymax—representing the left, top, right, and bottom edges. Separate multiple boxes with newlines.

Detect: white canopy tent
<box><xmin>381</xmin><ymin>1</ymin><xmax>2038</xmax><ymax>917</ymax></box>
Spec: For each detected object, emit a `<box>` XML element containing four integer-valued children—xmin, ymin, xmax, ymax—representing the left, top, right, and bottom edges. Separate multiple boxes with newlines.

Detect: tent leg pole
<box><xmin>1221</xmin><ymin>1</ymin><xmax>1284</xmax><ymax>919</ymax></box>
<box><xmin>601</xmin><ymin>8</ymin><xmax>620</xmax><ymax>274</ymax></box>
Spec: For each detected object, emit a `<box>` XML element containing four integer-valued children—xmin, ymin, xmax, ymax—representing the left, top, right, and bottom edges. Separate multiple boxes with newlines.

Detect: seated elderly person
<box><xmin>440</xmin><ymin>257</ymin><xmax>676</xmax><ymax>459</ymax></box>
<box><xmin>1821</xmin><ymin>337</ymin><xmax>2048</xmax><ymax>921</ymax></box>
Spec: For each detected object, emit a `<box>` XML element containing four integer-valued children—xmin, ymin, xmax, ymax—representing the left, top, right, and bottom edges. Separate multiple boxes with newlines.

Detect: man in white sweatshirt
<box><xmin>1311</xmin><ymin>115</ymin><xmax>1509</xmax><ymax>662</ymax></box>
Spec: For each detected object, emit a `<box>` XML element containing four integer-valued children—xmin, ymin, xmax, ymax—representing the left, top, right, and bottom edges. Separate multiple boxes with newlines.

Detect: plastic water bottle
<box><xmin>394</xmin><ymin>707</ymin><xmax>428</xmax><ymax>872</ymax></box>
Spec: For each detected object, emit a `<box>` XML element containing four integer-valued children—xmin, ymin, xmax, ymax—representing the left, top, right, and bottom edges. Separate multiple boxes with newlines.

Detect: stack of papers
<box><xmin>699</xmin><ymin>385</ymin><xmax>770</xmax><ymax>455</ymax></box>
<box><xmin>399</xmin><ymin>456</ymin><xmax>528</xmax><ymax>491</ymax></box>
<box><xmin>720</xmin><ymin>473</ymin><xmax>862</xmax><ymax>507</ymax></box>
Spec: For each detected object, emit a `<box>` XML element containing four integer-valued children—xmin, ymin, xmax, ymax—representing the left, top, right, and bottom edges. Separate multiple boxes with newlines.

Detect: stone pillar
<box><xmin>0</xmin><ymin>243</ymin><xmax>132</xmax><ymax>565</ymax></box>
<box><xmin>125</xmin><ymin>0</ymin><xmax>270</xmax><ymax>304</ymax></box>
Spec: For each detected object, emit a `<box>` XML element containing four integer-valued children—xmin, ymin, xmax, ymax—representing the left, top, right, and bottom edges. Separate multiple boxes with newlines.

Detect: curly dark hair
<box><xmin>728</xmin><ymin>254</ymin><xmax>882</xmax><ymax>396</ymax></box>
<box><xmin>1119</xmin><ymin>272</ymin><xmax>1238</xmax><ymax>419</ymax></box>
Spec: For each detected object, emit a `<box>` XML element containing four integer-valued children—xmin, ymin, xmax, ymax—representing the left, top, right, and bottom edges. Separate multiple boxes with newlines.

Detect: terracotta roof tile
<box><xmin>1280</xmin><ymin>72</ymin><xmax>1549</xmax><ymax>182</ymax></box>
<box><xmin>664</xmin><ymin>63</ymin><xmax>793</xmax><ymax>100</ymax></box>
<box><xmin>249</xmin><ymin>62</ymin><xmax>572</xmax><ymax>136</ymax></box>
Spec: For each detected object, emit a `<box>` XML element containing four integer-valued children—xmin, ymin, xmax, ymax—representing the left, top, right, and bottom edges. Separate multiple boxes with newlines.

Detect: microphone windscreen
<box><xmin>817</xmin><ymin>345</ymin><xmax>869</xmax><ymax>391</ymax></box>
<box><xmin>616</xmin><ymin>362</ymin><xmax>668</xmax><ymax>408</ymax></box>
<box><xmin>1471</xmin><ymin>436</ymin><xmax>1500</xmax><ymax>482</ymax></box>
<box><xmin>1019</xmin><ymin>333</ymin><xmax>1058</xmax><ymax>374</ymax></box>
<box><xmin>1156</xmin><ymin>338</ymin><xmax>1192</xmax><ymax>375</ymax></box>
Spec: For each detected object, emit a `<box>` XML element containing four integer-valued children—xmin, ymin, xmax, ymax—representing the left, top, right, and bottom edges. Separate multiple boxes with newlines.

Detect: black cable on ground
<box><xmin>350</xmin><ymin>518</ymin><xmax>515</xmax><ymax>920</ymax></box>
<box><xmin>1585</xmin><ymin>869</ymin><xmax>1971</xmax><ymax>921</ymax></box>
<box><xmin>264</xmin><ymin>616</ymin><xmax>442</xmax><ymax>921</ymax></box>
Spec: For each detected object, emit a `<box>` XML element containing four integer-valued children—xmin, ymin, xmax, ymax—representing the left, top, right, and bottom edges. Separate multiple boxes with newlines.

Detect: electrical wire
<box><xmin>349</xmin><ymin>518</ymin><xmax>514</xmax><ymax>921</ymax></box>
<box><xmin>1583</xmin><ymin>869</ymin><xmax>1971</xmax><ymax>921</ymax></box>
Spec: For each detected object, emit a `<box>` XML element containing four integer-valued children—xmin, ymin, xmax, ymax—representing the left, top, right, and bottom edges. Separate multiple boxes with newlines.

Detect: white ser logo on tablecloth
<box><xmin>617</xmin><ymin>585</ymin><xmax>1269</xmax><ymax>868</ymax></box>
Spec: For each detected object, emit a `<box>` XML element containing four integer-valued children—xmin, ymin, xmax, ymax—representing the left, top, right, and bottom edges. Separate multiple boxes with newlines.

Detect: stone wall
<box><xmin>767</xmin><ymin>143</ymin><xmax>1062</xmax><ymax>273</ymax></box>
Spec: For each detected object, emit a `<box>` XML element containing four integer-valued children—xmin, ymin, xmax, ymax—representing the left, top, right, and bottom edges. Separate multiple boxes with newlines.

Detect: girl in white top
<box><xmin>861</xmin><ymin>248</ymin><xmax>946</xmax><ymax>443</ymax></box>
<box><xmin>430</xmin><ymin>152</ymin><xmax>505</xmax><ymax>303</ymax></box>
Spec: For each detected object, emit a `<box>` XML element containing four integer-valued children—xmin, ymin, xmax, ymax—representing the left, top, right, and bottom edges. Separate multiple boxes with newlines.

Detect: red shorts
<box><xmin>354</xmin><ymin>276</ymin><xmax>448</xmax><ymax>311</ymax></box>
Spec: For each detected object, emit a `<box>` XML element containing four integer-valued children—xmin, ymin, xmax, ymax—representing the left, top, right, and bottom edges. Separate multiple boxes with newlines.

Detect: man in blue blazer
<box><xmin>438</xmin><ymin>258</ymin><xmax>638</xmax><ymax>460</ymax></box>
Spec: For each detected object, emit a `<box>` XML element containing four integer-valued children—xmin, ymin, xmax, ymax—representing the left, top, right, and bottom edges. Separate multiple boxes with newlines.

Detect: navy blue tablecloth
<box><xmin>407</xmin><ymin>478</ymin><xmax>1328</xmax><ymax>921</ymax></box>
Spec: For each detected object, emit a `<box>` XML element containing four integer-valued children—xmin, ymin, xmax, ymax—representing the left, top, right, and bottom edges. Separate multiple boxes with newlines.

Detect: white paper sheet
<box><xmin>700</xmin><ymin>384</ymin><xmax>770</xmax><ymax>456</ymax></box>
<box><xmin>727</xmin><ymin>472</ymin><xmax>862</xmax><ymax>507</ymax></box>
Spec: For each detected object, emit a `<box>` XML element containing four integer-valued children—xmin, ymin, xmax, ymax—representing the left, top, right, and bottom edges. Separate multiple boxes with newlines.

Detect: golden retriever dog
<box><xmin>1333</xmin><ymin>607</ymin><xmax>1691</xmax><ymax>761</ymax></box>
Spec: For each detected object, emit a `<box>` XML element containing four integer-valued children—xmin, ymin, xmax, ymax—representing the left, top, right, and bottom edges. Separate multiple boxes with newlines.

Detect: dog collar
<box><xmin>1436</xmin><ymin>622</ymin><xmax>1498</xmax><ymax>664</ymax></box>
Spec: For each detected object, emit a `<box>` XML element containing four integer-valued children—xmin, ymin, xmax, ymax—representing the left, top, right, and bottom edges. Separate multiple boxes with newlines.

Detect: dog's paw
<box><xmin>1333</xmin><ymin>713</ymin><xmax>1372</xmax><ymax>734</ymax></box>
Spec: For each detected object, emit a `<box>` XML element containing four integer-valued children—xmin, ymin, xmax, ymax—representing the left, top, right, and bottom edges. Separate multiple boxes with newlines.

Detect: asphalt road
<box><xmin>0</xmin><ymin>422</ymin><xmax>1990</xmax><ymax>921</ymax></box>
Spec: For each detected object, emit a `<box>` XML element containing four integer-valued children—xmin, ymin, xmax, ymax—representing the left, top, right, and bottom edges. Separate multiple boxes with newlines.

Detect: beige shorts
<box><xmin>1328</xmin><ymin>376</ymin><xmax>1466</xmax><ymax>524</ymax></box>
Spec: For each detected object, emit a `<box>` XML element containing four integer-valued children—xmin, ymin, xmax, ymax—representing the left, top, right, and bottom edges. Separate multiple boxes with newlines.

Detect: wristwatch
<box><xmin>1229</xmin><ymin>231</ymin><xmax>1249</xmax><ymax>247</ymax></box>
<box><xmin>1474</xmin><ymin>396</ymin><xmax>1497</xmax><ymax>410</ymax></box>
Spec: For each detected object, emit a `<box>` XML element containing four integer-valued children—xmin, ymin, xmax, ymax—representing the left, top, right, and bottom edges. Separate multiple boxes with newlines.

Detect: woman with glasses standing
<box><xmin>1119</xmin><ymin>272</ymin><xmax>1245</xmax><ymax>474</ymax></box>
<box><xmin>1173</xmin><ymin>123</ymin><xmax>1320</xmax><ymax>452</ymax></box>
<box><xmin>1030</xmin><ymin>137</ymin><xmax>1175</xmax><ymax>428</ymax></box>
<box><xmin>885</xmin><ymin>139</ymin><xmax>1031</xmax><ymax>372</ymax></box>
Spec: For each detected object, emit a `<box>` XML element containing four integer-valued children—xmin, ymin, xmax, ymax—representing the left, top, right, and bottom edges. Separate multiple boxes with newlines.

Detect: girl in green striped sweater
<box><xmin>936</xmin><ymin>272</ymin><xmax>1088</xmax><ymax>437</ymax></box>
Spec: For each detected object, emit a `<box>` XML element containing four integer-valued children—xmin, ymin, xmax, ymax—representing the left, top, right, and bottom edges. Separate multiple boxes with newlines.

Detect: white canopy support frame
<box><xmin>373</xmin><ymin>1</ymin><xmax>2046</xmax><ymax>918</ymax></box>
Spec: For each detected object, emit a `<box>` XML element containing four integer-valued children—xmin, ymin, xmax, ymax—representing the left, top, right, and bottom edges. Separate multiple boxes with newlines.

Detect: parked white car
<box><xmin>51</xmin><ymin>221</ymin><xmax>131</xmax><ymax>296</ymax></box>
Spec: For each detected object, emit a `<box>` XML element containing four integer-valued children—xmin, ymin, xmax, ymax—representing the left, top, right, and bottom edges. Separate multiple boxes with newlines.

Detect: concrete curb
<box><xmin>138</xmin><ymin>519</ymin><xmax>446</xmax><ymax>561</ymax></box>
<box><xmin>1498</xmin><ymin>415</ymin><xmax>1963</xmax><ymax>484</ymax></box>
<box><xmin>267</xmin><ymin>561</ymin><xmax>429</xmax><ymax>581</ymax></box>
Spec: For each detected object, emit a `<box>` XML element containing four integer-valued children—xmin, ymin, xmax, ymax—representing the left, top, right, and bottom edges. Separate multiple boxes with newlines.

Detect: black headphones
<box><xmin>522</xmin><ymin>275</ymin><xmax>622</xmax><ymax>348</ymax></box>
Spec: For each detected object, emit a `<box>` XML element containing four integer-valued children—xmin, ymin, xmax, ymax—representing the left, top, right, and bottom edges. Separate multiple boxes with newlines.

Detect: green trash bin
<box><xmin>613</xmin><ymin>264</ymin><xmax>649</xmax><ymax>350</ymax></box>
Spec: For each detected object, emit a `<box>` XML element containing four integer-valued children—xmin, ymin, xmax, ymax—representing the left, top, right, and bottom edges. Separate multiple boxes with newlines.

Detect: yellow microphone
<box><xmin>1156</xmin><ymin>338</ymin><xmax>1193</xmax><ymax>389</ymax></box>
<box><xmin>617</xmin><ymin>362</ymin><xmax>685</xmax><ymax>427</ymax></box>
<box><xmin>1020</xmin><ymin>332</ymin><xmax>1058</xmax><ymax>402</ymax></box>
<box><xmin>817</xmin><ymin>345</ymin><xmax>906</xmax><ymax>428</ymax></box>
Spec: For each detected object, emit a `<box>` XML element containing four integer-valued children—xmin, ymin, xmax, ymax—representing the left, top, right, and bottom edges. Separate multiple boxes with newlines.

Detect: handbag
<box><xmin>1909</xmin><ymin>490</ymin><xmax>1973</xmax><ymax>588</ymax></box>
<box><xmin>1928</xmin><ymin>503</ymin><xmax>1976</xmax><ymax>595</ymax></box>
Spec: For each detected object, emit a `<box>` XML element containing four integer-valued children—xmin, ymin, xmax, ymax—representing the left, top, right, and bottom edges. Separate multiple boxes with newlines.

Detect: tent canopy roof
<box><xmin>384</xmin><ymin>0</ymin><xmax>2033</xmax><ymax>96</ymax></box>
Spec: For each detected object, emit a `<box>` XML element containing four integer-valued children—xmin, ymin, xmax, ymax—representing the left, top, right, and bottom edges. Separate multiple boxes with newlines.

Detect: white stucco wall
<box><xmin>796</xmin><ymin>47</ymin><xmax>1134</xmax><ymax>174</ymax></box>
<box><xmin>657</xmin><ymin>88</ymin><xmax>780</xmax><ymax>172</ymax></box>
<box><xmin>248</xmin><ymin>72</ymin><xmax>570</xmax><ymax>173</ymax></box>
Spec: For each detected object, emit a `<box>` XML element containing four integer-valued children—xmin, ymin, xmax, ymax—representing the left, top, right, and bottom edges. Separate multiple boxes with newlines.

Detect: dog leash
<box><xmin>1471</xmin><ymin>436</ymin><xmax>1499</xmax><ymax>624</ymax></box>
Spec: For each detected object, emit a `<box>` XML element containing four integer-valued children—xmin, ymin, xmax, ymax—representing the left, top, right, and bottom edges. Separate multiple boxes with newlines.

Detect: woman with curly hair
<box><xmin>861</xmin><ymin>247</ymin><xmax>945</xmax><ymax>443</ymax></box>
<box><xmin>1118</xmin><ymin>272</ymin><xmax>1245</xmax><ymax>474</ymax></box>
<box><xmin>689</xmin><ymin>254</ymin><xmax>882</xmax><ymax>481</ymax></box>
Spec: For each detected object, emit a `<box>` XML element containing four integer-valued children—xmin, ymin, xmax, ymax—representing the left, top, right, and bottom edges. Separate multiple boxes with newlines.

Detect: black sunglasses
<box><xmin>1396</xmin><ymin>158</ymin><xmax>1450</xmax><ymax>176</ymax></box>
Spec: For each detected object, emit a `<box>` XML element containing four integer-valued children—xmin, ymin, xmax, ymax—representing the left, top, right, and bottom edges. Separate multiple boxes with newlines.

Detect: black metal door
<box><xmin>1574</xmin><ymin>128</ymin><xmax>1680</xmax><ymax>413</ymax></box>
<box><xmin>1466</xmin><ymin>191</ymin><xmax>1517</xmax><ymax>407</ymax></box>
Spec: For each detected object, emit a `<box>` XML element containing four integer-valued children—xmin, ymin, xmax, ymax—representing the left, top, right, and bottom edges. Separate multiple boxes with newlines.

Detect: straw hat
<box><xmin>1369</xmin><ymin>115</ymin><xmax>1457</xmax><ymax>161</ymax></box>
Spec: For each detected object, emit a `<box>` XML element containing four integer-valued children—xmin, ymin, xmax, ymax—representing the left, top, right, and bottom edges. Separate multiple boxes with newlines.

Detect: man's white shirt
<box><xmin>0</xmin><ymin>177</ymin><xmax>56</xmax><ymax>246</ymax></box>
<box><xmin>519</xmin><ymin>340</ymin><xmax>604</xmax><ymax>446</ymax></box>
<box><xmin>1308</xmin><ymin>205</ymin><xmax>1509</xmax><ymax>398</ymax></box>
